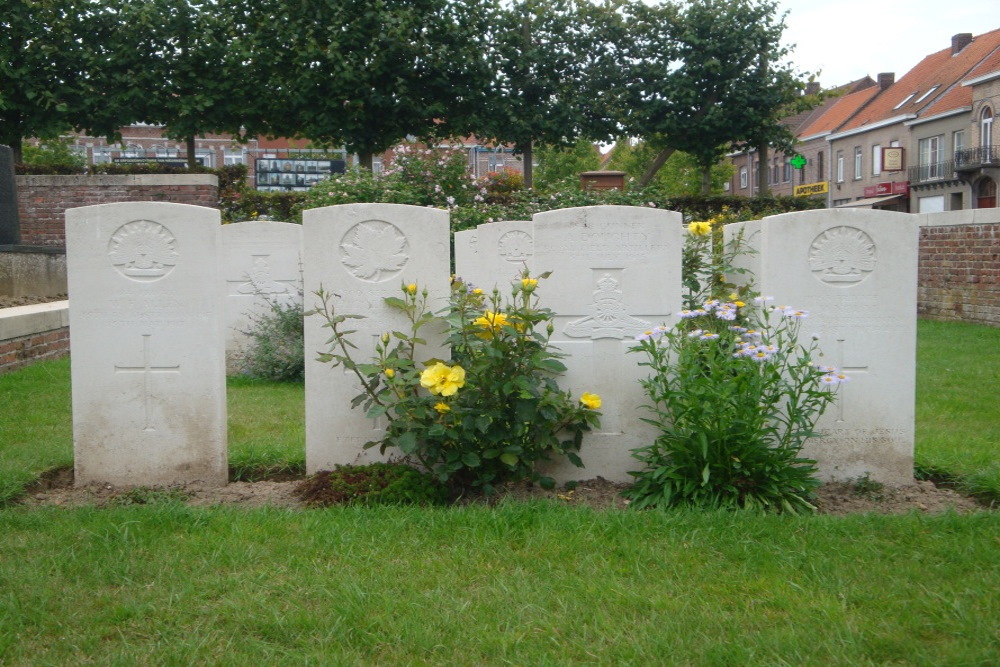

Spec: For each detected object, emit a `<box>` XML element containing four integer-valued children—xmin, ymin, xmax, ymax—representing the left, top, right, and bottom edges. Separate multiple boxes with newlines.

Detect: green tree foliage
<box><xmin>623</xmin><ymin>0</ymin><xmax>813</xmax><ymax>188</ymax></box>
<box><xmin>532</xmin><ymin>139</ymin><xmax>602</xmax><ymax>193</ymax></box>
<box><xmin>255</xmin><ymin>0</ymin><xmax>493</xmax><ymax>170</ymax></box>
<box><xmin>480</xmin><ymin>0</ymin><xmax>627</xmax><ymax>188</ymax></box>
<box><xmin>0</xmin><ymin>0</ymin><xmax>86</xmax><ymax>161</ymax></box>
<box><xmin>82</xmin><ymin>0</ymin><xmax>261</xmax><ymax>167</ymax></box>
<box><xmin>606</xmin><ymin>140</ymin><xmax>733</xmax><ymax>195</ymax></box>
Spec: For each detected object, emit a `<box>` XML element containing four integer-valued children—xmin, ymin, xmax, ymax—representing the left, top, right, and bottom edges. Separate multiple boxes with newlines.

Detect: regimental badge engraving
<box><xmin>234</xmin><ymin>256</ymin><xmax>293</xmax><ymax>295</ymax></box>
<box><xmin>564</xmin><ymin>273</ymin><xmax>652</xmax><ymax>339</ymax></box>
<box><xmin>108</xmin><ymin>220</ymin><xmax>179</xmax><ymax>282</ymax></box>
<box><xmin>339</xmin><ymin>220</ymin><xmax>410</xmax><ymax>282</ymax></box>
<box><xmin>808</xmin><ymin>226</ymin><xmax>877</xmax><ymax>285</ymax></box>
<box><xmin>498</xmin><ymin>230</ymin><xmax>533</xmax><ymax>263</ymax></box>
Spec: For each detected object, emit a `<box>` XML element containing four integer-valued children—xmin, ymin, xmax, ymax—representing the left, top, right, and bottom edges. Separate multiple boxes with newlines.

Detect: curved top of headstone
<box><xmin>533</xmin><ymin>204</ymin><xmax>682</xmax><ymax>226</ymax></box>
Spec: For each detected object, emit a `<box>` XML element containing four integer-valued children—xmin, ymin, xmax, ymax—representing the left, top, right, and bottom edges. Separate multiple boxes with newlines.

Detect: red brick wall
<box><xmin>0</xmin><ymin>326</ymin><xmax>69</xmax><ymax>374</ymax></box>
<box><xmin>15</xmin><ymin>175</ymin><xmax>219</xmax><ymax>246</ymax></box>
<box><xmin>919</xmin><ymin>222</ymin><xmax>1000</xmax><ymax>326</ymax></box>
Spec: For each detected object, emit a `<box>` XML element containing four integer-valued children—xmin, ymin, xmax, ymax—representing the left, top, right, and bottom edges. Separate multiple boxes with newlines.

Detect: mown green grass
<box><xmin>915</xmin><ymin>319</ymin><xmax>1000</xmax><ymax>498</ymax></box>
<box><xmin>1</xmin><ymin>321</ymin><xmax>998</xmax><ymax>663</ymax></box>
<box><xmin>1</xmin><ymin>504</ymin><xmax>997</xmax><ymax>664</ymax></box>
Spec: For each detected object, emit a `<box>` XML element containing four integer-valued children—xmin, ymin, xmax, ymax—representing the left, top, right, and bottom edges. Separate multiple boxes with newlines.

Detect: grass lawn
<box><xmin>0</xmin><ymin>319</ymin><xmax>997</xmax><ymax>663</ymax></box>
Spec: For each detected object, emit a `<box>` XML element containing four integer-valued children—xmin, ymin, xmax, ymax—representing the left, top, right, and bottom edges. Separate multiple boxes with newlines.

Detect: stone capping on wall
<box><xmin>0</xmin><ymin>301</ymin><xmax>69</xmax><ymax>340</ymax></box>
<box><xmin>15</xmin><ymin>174</ymin><xmax>218</xmax><ymax>188</ymax></box>
<box><xmin>0</xmin><ymin>300</ymin><xmax>70</xmax><ymax>373</ymax></box>
<box><xmin>916</xmin><ymin>208</ymin><xmax>1000</xmax><ymax>227</ymax></box>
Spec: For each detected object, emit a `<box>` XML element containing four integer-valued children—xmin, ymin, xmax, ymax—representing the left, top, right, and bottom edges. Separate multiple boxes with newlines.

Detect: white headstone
<box><xmin>532</xmin><ymin>206</ymin><xmax>683</xmax><ymax>482</ymax></box>
<box><xmin>302</xmin><ymin>203</ymin><xmax>450</xmax><ymax>472</ymax></box>
<box><xmin>453</xmin><ymin>229</ymin><xmax>478</xmax><ymax>284</ymax></box>
<box><xmin>731</xmin><ymin>208</ymin><xmax>918</xmax><ymax>485</ymax></box>
<box><xmin>66</xmin><ymin>202</ymin><xmax>227</xmax><ymax>486</ymax></box>
<box><xmin>221</xmin><ymin>221</ymin><xmax>303</xmax><ymax>370</ymax></box>
<box><xmin>455</xmin><ymin>220</ymin><xmax>535</xmax><ymax>292</ymax></box>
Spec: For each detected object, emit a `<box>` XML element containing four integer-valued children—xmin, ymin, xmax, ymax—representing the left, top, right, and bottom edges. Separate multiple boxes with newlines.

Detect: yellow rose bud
<box><xmin>405</xmin><ymin>283</ymin><xmax>417</xmax><ymax>295</ymax></box>
<box><xmin>521</xmin><ymin>277</ymin><xmax>538</xmax><ymax>292</ymax></box>
<box><xmin>385</xmin><ymin>368</ymin><xmax>395</xmax><ymax>378</ymax></box>
<box><xmin>472</xmin><ymin>288</ymin><xmax>483</xmax><ymax>295</ymax></box>
<box><xmin>434</xmin><ymin>402</ymin><xmax>450</xmax><ymax>413</ymax></box>
<box><xmin>381</xmin><ymin>332</ymin><xmax>390</xmax><ymax>344</ymax></box>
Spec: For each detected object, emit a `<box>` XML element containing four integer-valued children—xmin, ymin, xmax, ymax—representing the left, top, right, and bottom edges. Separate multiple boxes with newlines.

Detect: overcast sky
<box><xmin>776</xmin><ymin>0</ymin><xmax>998</xmax><ymax>86</ymax></box>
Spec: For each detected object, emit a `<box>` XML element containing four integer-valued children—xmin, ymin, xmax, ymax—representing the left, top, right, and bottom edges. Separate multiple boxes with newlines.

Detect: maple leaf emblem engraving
<box><xmin>340</xmin><ymin>221</ymin><xmax>409</xmax><ymax>282</ymax></box>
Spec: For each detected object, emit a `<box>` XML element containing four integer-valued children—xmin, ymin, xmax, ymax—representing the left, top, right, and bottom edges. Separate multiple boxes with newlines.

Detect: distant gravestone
<box><xmin>0</xmin><ymin>145</ymin><xmax>20</xmax><ymax>245</ymax></box>
<box><xmin>726</xmin><ymin>209</ymin><xmax>918</xmax><ymax>484</ymax></box>
<box><xmin>302</xmin><ymin>203</ymin><xmax>450</xmax><ymax>473</ymax></box>
<box><xmin>532</xmin><ymin>206</ymin><xmax>682</xmax><ymax>483</ymax></box>
<box><xmin>455</xmin><ymin>220</ymin><xmax>534</xmax><ymax>291</ymax></box>
<box><xmin>453</xmin><ymin>229</ymin><xmax>477</xmax><ymax>284</ymax></box>
<box><xmin>221</xmin><ymin>221</ymin><xmax>303</xmax><ymax>370</ymax></box>
<box><xmin>66</xmin><ymin>202</ymin><xmax>227</xmax><ymax>486</ymax></box>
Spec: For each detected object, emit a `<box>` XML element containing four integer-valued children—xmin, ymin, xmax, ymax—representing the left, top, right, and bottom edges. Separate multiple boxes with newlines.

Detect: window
<box><xmin>782</xmin><ymin>157</ymin><xmax>791</xmax><ymax>182</ymax></box>
<box><xmin>836</xmin><ymin>151</ymin><xmax>844</xmax><ymax>182</ymax></box>
<box><xmin>853</xmin><ymin>146</ymin><xmax>862</xmax><ymax>179</ymax></box>
<box><xmin>817</xmin><ymin>151</ymin><xmax>824</xmax><ymax>181</ymax></box>
<box><xmin>739</xmin><ymin>166</ymin><xmax>748</xmax><ymax>189</ymax></box>
<box><xmin>918</xmin><ymin>195</ymin><xmax>945</xmax><ymax>213</ymax></box>
<box><xmin>872</xmin><ymin>144</ymin><xmax>882</xmax><ymax>175</ymax></box>
<box><xmin>914</xmin><ymin>86</ymin><xmax>939</xmax><ymax>105</ymax></box>
<box><xmin>893</xmin><ymin>93</ymin><xmax>916</xmax><ymax>110</ymax></box>
<box><xmin>772</xmin><ymin>159</ymin><xmax>779</xmax><ymax>184</ymax></box>
<box><xmin>953</xmin><ymin>130</ymin><xmax>966</xmax><ymax>167</ymax></box>
<box><xmin>224</xmin><ymin>150</ymin><xmax>246</xmax><ymax>166</ymax></box>
<box><xmin>982</xmin><ymin>107</ymin><xmax>994</xmax><ymax>160</ymax></box>
<box><xmin>918</xmin><ymin>135</ymin><xmax>942</xmax><ymax>180</ymax></box>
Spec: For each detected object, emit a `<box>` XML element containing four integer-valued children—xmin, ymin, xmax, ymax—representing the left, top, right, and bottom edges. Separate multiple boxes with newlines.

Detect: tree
<box><xmin>606</xmin><ymin>140</ymin><xmax>732</xmax><ymax>195</ymax></box>
<box><xmin>477</xmin><ymin>0</ymin><xmax>629</xmax><ymax>188</ymax></box>
<box><xmin>0</xmin><ymin>0</ymin><xmax>85</xmax><ymax>161</ymax></box>
<box><xmin>255</xmin><ymin>0</ymin><xmax>493</xmax><ymax>170</ymax></box>
<box><xmin>622</xmin><ymin>0</ymin><xmax>812</xmax><ymax>189</ymax></box>
<box><xmin>81</xmin><ymin>0</ymin><xmax>263</xmax><ymax>167</ymax></box>
<box><xmin>532</xmin><ymin>139</ymin><xmax>602</xmax><ymax>193</ymax></box>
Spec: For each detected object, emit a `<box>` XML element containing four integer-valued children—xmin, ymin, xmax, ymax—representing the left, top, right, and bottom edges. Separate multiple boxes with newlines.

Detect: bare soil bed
<box><xmin>0</xmin><ymin>294</ymin><xmax>68</xmax><ymax>308</ymax></box>
<box><xmin>16</xmin><ymin>468</ymin><xmax>989</xmax><ymax>515</ymax></box>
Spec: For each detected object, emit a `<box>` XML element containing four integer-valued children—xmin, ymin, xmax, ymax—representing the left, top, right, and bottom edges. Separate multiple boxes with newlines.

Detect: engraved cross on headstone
<box><xmin>114</xmin><ymin>334</ymin><xmax>180</xmax><ymax>431</ymax></box>
<box><xmin>834</xmin><ymin>337</ymin><xmax>869</xmax><ymax>423</ymax></box>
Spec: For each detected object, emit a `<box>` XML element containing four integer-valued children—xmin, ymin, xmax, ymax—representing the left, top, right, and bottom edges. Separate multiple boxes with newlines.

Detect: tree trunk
<box><xmin>701</xmin><ymin>164</ymin><xmax>712</xmax><ymax>195</ymax></box>
<box><xmin>186</xmin><ymin>136</ymin><xmax>197</xmax><ymax>169</ymax></box>
<box><xmin>522</xmin><ymin>141</ymin><xmax>533</xmax><ymax>189</ymax></box>
<box><xmin>357</xmin><ymin>151</ymin><xmax>374</xmax><ymax>171</ymax></box>
<box><xmin>637</xmin><ymin>146</ymin><xmax>676</xmax><ymax>188</ymax></box>
<box><xmin>756</xmin><ymin>142</ymin><xmax>769</xmax><ymax>195</ymax></box>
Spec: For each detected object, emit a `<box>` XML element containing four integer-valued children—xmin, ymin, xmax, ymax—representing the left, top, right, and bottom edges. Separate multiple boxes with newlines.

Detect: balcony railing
<box><xmin>908</xmin><ymin>161</ymin><xmax>953</xmax><ymax>184</ymax></box>
<box><xmin>955</xmin><ymin>145</ymin><xmax>1000</xmax><ymax>171</ymax></box>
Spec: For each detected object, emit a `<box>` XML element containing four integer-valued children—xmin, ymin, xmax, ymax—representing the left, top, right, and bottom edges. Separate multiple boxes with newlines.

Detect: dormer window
<box><xmin>914</xmin><ymin>86</ymin><xmax>940</xmax><ymax>104</ymax></box>
<box><xmin>893</xmin><ymin>93</ymin><xmax>916</xmax><ymax>110</ymax></box>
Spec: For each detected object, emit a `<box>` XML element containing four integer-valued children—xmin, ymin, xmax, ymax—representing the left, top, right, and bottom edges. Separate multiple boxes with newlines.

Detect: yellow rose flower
<box><xmin>434</xmin><ymin>402</ymin><xmax>450</xmax><ymax>413</ymax></box>
<box><xmin>473</xmin><ymin>311</ymin><xmax>508</xmax><ymax>337</ymax></box>
<box><xmin>688</xmin><ymin>221</ymin><xmax>712</xmax><ymax>236</ymax></box>
<box><xmin>385</xmin><ymin>368</ymin><xmax>395</xmax><ymax>378</ymax></box>
<box><xmin>580</xmin><ymin>392</ymin><xmax>602</xmax><ymax>410</ymax></box>
<box><xmin>420</xmin><ymin>362</ymin><xmax>466</xmax><ymax>396</ymax></box>
<box><xmin>405</xmin><ymin>283</ymin><xmax>417</xmax><ymax>295</ymax></box>
<box><xmin>521</xmin><ymin>277</ymin><xmax>538</xmax><ymax>292</ymax></box>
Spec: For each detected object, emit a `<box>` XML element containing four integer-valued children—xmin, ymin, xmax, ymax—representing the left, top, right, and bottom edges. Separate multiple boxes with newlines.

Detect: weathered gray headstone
<box><xmin>532</xmin><ymin>206</ymin><xmax>683</xmax><ymax>483</ymax></box>
<box><xmin>303</xmin><ymin>203</ymin><xmax>450</xmax><ymax>472</ymax></box>
<box><xmin>455</xmin><ymin>220</ymin><xmax>535</xmax><ymax>291</ymax></box>
<box><xmin>221</xmin><ymin>220</ymin><xmax>303</xmax><ymax>370</ymax></box>
<box><xmin>66</xmin><ymin>202</ymin><xmax>228</xmax><ymax>486</ymax></box>
<box><xmin>0</xmin><ymin>145</ymin><xmax>20</xmax><ymax>245</ymax></box>
<box><xmin>728</xmin><ymin>209</ymin><xmax>918</xmax><ymax>485</ymax></box>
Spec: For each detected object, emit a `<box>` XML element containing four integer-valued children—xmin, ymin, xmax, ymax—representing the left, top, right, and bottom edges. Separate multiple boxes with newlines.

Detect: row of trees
<box><xmin>1</xmin><ymin>0</ymin><xmax>818</xmax><ymax>189</ymax></box>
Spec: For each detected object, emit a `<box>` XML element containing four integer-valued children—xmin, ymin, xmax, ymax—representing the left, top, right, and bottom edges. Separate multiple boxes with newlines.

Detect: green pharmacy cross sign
<box><xmin>790</xmin><ymin>154</ymin><xmax>807</xmax><ymax>169</ymax></box>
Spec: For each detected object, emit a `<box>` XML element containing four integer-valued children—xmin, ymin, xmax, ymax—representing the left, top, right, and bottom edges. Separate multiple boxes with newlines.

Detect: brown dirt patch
<box><xmin>14</xmin><ymin>469</ymin><xmax>991</xmax><ymax>515</ymax></box>
<box><xmin>0</xmin><ymin>294</ymin><xmax>67</xmax><ymax>308</ymax></box>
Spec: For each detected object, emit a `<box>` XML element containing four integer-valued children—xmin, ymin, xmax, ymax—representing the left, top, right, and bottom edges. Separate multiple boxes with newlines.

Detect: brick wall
<box><xmin>918</xmin><ymin>210</ymin><xmax>1000</xmax><ymax>326</ymax></box>
<box><xmin>0</xmin><ymin>327</ymin><xmax>69</xmax><ymax>374</ymax></box>
<box><xmin>14</xmin><ymin>174</ymin><xmax>218</xmax><ymax>246</ymax></box>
